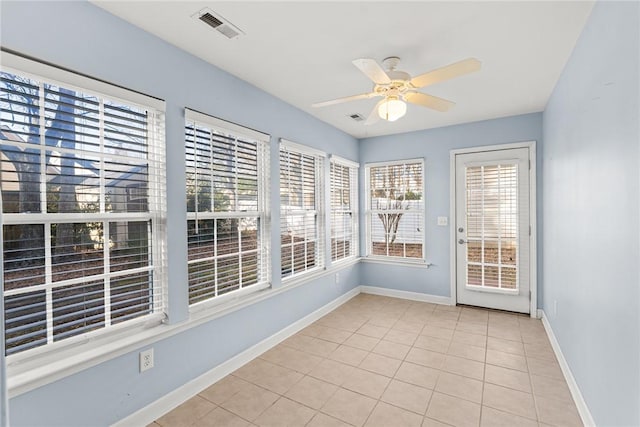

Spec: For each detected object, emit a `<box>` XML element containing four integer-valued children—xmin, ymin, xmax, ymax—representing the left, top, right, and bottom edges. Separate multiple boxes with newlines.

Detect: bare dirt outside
<box><xmin>187</xmin><ymin>231</ymin><xmax>260</xmax><ymax>304</ymax></box>
<box><xmin>372</xmin><ymin>242</ymin><xmax>423</xmax><ymax>258</ymax></box>
<box><xmin>4</xmin><ymin>250</ymin><xmax>153</xmax><ymax>355</ymax></box>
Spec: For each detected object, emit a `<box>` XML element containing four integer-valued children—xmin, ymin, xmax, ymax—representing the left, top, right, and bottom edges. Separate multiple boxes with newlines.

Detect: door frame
<box><xmin>449</xmin><ymin>141</ymin><xmax>538</xmax><ymax>318</ymax></box>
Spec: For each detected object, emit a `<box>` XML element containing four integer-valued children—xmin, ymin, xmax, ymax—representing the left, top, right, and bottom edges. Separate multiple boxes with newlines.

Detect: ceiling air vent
<box><xmin>193</xmin><ymin>8</ymin><xmax>244</xmax><ymax>39</ymax></box>
<box><xmin>348</xmin><ymin>113</ymin><xmax>365</xmax><ymax>122</ymax></box>
<box><xmin>199</xmin><ymin>13</ymin><xmax>223</xmax><ymax>28</ymax></box>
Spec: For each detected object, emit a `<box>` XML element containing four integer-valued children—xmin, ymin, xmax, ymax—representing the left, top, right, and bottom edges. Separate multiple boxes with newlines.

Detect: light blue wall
<box><xmin>542</xmin><ymin>1</ymin><xmax>640</xmax><ymax>425</ymax></box>
<box><xmin>1</xmin><ymin>1</ymin><xmax>360</xmax><ymax>426</ymax></box>
<box><xmin>359</xmin><ymin>113</ymin><xmax>543</xmax><ymax>303</ymax></box>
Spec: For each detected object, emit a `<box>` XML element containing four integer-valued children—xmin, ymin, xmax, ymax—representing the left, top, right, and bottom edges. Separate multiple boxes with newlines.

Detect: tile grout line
<box><xmin>524</xmin><ymin>339</ymin><xmax>543</xmax><ymax>425</ymax></box>
<box><xmin>426</xmin><ymin>306</ymin><xmax>460</xmax><ymax>425</ymax></box>
<box><xmin>320</xmin><ymin>296</ymin><xmax>413</xmax><ymax>426</ymax></box>
<box><xmin>311</xmin><ymin>379</ymin><xmax>345</xmax><ymax>427</ymax></box>
<box><xmin>360</xmin><ymin>299</ymin><xmax>413</xmax><ymax>427</ymax></box>
<box><xmin>478</xmin><ymin>318</ymin><xmax>489</xmax><ymax>427</ymax></box>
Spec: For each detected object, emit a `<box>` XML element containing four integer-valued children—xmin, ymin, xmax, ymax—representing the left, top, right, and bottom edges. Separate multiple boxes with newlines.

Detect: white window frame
<box><xmin>184</xmin><ymin>109</ymin><xmax>271</xmax><ymax>309</ymax></box>
<box><xmin>0</xmin><ymin>51</ymin><xmax>167</xmax><ymax>361</ymax></box>
<box><xmin>279</xmin><ymin>139</ymin><xmax>326</xmax><ymax>280</ymax></box>
<box><xmin>365</xmin><ymin>158</ymin><xmax>426</xmax><ymax>263</ymax></box>
<box><xmin>330</xmin><ymin>155</ymin><xmax>359</xmax><ymax>263</ymax></box>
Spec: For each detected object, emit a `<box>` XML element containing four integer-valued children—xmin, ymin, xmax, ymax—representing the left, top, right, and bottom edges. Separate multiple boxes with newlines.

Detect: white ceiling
<box><xmin>91</xmin><ymin>1</ymin><xmax>594</xmax><ymax>139</ymax></box>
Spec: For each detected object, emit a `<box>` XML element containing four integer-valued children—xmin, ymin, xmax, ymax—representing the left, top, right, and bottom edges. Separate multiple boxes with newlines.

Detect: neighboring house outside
<box><xmin>1</xmin><ymin>125</ymin><xmax>148</xmax><ymax>248</ymax></box>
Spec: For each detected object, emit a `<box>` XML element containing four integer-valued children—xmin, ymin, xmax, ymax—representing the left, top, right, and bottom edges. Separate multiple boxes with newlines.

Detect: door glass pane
<box><xmin>465</xmin><ymin>164</ymin><xmax>518</xmax><ymax>290</ymax></box>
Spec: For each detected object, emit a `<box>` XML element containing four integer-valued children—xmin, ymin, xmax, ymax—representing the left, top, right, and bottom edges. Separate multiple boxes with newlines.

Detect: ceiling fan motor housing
<box><xmin>382</xmin><ymin>56</ymin><xmax>401</xmax><ymax>70</ymax></box>
<box><xmin>374</xmin><ymin>69</ymin><xmax>413</xmax><ymax>99</ymax></box>
<box><xmin>387</xmin><ymin>70</ymin><xmax>411</xmax><ymax>81</ymax></box>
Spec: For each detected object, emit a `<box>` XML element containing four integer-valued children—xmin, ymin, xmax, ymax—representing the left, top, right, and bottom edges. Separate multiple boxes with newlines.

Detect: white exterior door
<box><xmin>455</xmin><ymin>147</ymin><xmax>531</xmax><ymax>313</ymax></box>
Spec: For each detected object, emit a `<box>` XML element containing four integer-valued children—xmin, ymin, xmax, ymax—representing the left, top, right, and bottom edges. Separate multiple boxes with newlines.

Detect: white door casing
<box><xmin>452</xmin><ymin>144</ymin><xmax>535</xmax><ymax>314</ymax></box>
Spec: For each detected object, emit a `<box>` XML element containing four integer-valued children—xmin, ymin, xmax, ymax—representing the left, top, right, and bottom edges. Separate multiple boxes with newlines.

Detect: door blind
<box><xmin>465</xmin><ymin>164</ymin><xmax>518</xmax><ymax>289</ymax></box>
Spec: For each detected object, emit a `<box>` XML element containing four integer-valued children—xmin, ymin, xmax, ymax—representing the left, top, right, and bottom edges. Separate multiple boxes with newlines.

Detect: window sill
<box><xmin>189</xmin><ymin>282</ymin><xmax>271</xmax><ymax>315</ymax></box>
<box><xmin>361</xmin><ymin>257</ymin><xmax>432</xmax><ymax>268</ymax></box>
<box><xmin>330</xmin><ymin>256</ymin><xmax>360</xmax><ymax>268</ymax></box>
<box><xmin>279</xmin><ymin>256</ymin><xmax>360</xmax><ymax>289</ymax></box>
<box><xmin>6</xmin><ymin>258</ymin><xmax>360</xmax><ymax>398</ymax></box>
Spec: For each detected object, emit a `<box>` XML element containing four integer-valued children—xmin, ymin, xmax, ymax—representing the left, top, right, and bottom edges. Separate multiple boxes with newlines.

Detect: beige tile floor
<box><xmin>150</xmin><ymin>294</ymin><xmax>583</xmax><ymax>427</ymax></box>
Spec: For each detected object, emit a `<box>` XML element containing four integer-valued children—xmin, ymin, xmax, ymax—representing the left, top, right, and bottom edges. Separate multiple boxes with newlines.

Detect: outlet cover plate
<box><xmin>140</xmin><ymin>348</ymin><xmax>154</xmax><ymax>373</ymax></box>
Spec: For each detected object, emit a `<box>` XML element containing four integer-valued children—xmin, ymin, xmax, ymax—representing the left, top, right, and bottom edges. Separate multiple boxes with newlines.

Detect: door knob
<box><xmin>458</xmin><ymin>227</ymin><xmax>464</xmax><ymax>233</ymax></box>
<box><xmin>458</xmin><ymin>239</ymin><xmax>467</xmax><ymax>244</ymax></box>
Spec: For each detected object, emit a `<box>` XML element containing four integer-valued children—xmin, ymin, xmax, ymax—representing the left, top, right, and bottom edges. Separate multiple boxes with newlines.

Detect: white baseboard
<box><xmin>360</xmin><ymin>286</ymin><xmax>452</xmax><ymax>306</ymax></box>
<box><xmin>540</xmin><ymin>310</ymin><xmax>595</xmax><ymax>427</ymax></box>
<box><xmin>112</xmin><ymin>287</ymin><xmax>360</xmax><ymax>427</ymax></box>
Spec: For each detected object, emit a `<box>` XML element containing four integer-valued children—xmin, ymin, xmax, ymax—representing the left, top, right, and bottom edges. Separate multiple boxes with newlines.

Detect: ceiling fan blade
<box><xmin>405</xmin><ymin>92</ymin><xmax>455</xmax><ymax>112</ymax></box>
<box><xmin>311</xmin><ymin>92</ymin><xmax>376</xmax><ymax>108</ymax></box>
<box><xmin>352</xmin><ymin>58</ymin><xmax>391</xmax><ymax>85</ymax></box>
<box><xmin>410</xmin><ymin>58</ymin><xmax>481</xmax><ymax>88</ymax></box>
<box><xmin>364</xmin><ymin>100</ymin><xmax>384</xmax><ymax>125</ymax></box>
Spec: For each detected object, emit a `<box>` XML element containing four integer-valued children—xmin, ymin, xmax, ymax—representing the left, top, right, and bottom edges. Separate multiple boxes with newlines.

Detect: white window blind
<box><xmin>1</xmin><ymin>62</ymin><xmax>166</xmax><ymax>356</ymax></box>
<box><xmin>366</xmin><ymin>159</ymin><xmax>424</xmax><ymax>259</ymax></box>
<box><xmin>466</xmin><ymin>164</ymin><xmax>518</xmax><ymax>289</ymax></box>
<box><xmin>185</xmin><ymin>109</ymin><xmax>270</xmax><ymax>305</ymax></box>
<box><xmin>330</xmin><ymin>157</ymin><xmax>358</xmax><ymax>261</ymax></box>
<box><xmin>279</xmin><ymin>140</ymin><xmax>325</xmax><ymax>278</ymax></box>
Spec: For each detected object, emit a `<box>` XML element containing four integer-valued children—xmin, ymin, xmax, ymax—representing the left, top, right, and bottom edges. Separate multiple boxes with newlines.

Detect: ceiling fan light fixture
<box><xmin>378</xmin><ymin>97</ymin><xmax>407</xmax><ymax>122</ymax></box>
<box><xmin>312</xmin><ymin>56</ymin><xmax>480</xmax><ymax>126</ymax></box>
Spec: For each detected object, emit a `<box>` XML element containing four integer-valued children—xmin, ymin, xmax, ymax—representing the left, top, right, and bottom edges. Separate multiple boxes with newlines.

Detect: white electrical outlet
<box><xmin>140</xmin><ymin>348</ymin><xmax>154</xmax><ymax>373</ymax></box>
<box><xmin>335</xmin><ymin>273</ymin><xmax>340</xmax><ymax>284</ymax></box>
<box><xmin>437</xmin><ymin>216</ymin><xmax>448</xmax><ymax>226</ymax></box>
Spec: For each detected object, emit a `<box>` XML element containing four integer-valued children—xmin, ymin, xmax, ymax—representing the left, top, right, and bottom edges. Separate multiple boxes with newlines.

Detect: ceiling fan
<box><xmin>312</xmin><ymin>56</ymin><xmax>481</xmax><ymax>124</ymax></box>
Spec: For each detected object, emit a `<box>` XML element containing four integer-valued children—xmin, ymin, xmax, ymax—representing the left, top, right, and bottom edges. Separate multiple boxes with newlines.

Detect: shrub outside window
<box><xmin>366</xmin><ymin>159</ymin><xmax>425</xmax><ymax>260</ymax></box>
